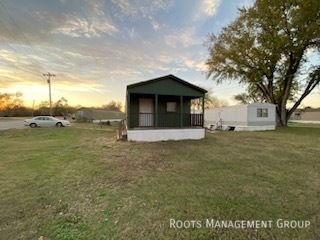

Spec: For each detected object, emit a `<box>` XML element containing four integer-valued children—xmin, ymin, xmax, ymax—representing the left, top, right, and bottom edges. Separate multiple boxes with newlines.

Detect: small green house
<box><xmin>126</xmin><ymin>74</ymin><xmax>207</xmax><ymax>141</ymax></box>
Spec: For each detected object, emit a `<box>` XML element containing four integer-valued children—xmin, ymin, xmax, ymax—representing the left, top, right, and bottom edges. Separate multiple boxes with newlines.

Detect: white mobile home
<box><xmin>205</xmin><ymin>103</ymin><xmax>276</xmax><ymax>131</ymax></box>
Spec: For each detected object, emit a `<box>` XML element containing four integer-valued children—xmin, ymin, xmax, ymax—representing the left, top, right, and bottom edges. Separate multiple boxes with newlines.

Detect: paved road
<box><xmin>0</xmin><ymin>119</ymin><xmax>26</xmax><ymax>130</ymax></box>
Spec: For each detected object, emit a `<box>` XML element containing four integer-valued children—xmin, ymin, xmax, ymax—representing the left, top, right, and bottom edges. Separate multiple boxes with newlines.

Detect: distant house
<box><xmin>75</xmin><ymin>108</ymin><xmax>125</xmax><ymax>123</ymax></box>
<box><xmin>204</xmin><ymin>103</ymin><xmax>276</xmax><ymax>131</ymax></box>
<box><xmin>291</xmin><ymin>108</ymin><xmax>320</xmax><ymax>123</ymax></box>
<box><xmin>125</xmin><ymin>74</ymin><xmax>207</xmax><ymax>142</ymax></box>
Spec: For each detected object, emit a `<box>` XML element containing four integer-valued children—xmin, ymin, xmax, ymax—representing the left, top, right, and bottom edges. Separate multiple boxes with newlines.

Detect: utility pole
<box><xmin>32</xmin><ymin>99</ymin><xmax>35</xmax><ymax>117</ymax></box>
<box><xmin>43</xmin><ymin>72</ymin><xmax>56</xmax><ymax>116</ymax></box>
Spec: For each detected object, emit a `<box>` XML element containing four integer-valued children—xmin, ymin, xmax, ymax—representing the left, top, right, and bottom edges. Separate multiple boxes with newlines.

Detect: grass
<box><xmin>0</xmin><ymin>123</ymin><xmax>319</xmax><ymax>239</ymax></box>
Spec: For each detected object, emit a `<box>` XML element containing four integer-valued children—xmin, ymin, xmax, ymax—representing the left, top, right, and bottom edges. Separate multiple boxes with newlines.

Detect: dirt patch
<box><xmin>89</xmin><ymin>137</ymin><xmax>172</xmax><ymax>186</ymax></box>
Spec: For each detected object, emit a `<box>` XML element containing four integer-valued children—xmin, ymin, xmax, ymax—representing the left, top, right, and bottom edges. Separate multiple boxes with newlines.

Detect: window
<box><xmin>257</xmin><ymin>108</ymin><xmax>268</xmax><ymax>118</ymax></box>
<box><xmin>294</xmin><ymin>113</ymin><xmax>301</xmax><ymax>120</ymax></box>
<box><xmin>166</xmin><ymin>102</ymin><xmax>177</xmax><ymax>112</ymax></box>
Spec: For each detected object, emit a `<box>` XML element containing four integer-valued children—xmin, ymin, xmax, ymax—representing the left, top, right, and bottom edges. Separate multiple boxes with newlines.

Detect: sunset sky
<box><xmin>0</xmin><ymin>0</ymin><xmax>319</xmax><ymax>108</ymax></box>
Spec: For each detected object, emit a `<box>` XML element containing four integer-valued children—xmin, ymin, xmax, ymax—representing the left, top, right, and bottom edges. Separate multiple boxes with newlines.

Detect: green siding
<box><xmin>128</xmin><ymin>78</ymin><xmax>204</xmax><ymax>97</ymax></box>
<box><xmin>128</xmin><ymin>94</ymin><xmax>195</xmax><ymax>128</ymax></box>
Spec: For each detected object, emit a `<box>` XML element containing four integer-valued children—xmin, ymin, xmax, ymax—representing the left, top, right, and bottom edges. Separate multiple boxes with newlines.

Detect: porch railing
<box><xmin>129</xmin><ymin>113</ymin><xmax>203</xmax><ymax>128</ymax></box>
<box><xmin>138</xmin><ymin>113</ymin><xmax>155</xmax><ymax>127</ymax></box>
<box><xmin>190</xmin><ymin>113</ymin><xmax>203</xmax><ymax>126</ymax></box>
<box><xmin>117</xmin><ymin>118</ymin><xmax>127</xmax><ymax>140</ymax></box>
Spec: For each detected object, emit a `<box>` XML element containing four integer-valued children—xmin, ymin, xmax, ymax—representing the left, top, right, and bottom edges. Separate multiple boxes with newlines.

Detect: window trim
<box><xmin>166</xmin><ymin>102</ymin><xmax>178</xmax><ymax>112</ymax></box>
<box><xmin>257</xmin><ymin>108</ymin><xmax>268</xmax><ymax>118</ymax></box>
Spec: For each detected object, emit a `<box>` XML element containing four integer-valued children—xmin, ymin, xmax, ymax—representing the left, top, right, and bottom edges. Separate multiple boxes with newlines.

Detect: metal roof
<box><xmin>127</xmin><ymin>74</ymin><xmax>207</xmax><ymax>94</ymax></box>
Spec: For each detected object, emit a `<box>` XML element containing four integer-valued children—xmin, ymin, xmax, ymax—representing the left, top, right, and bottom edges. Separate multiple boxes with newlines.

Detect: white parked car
<box><xmin>24</xmin><ymin>116</ymin><xmax>71</xmax><ymax>128</ymax></box>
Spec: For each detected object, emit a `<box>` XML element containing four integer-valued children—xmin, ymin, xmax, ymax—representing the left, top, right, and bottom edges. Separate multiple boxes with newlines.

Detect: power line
<box><xmin>0</xmin><ymin>21</ymin><xmax>42</xmax><ymax>75</ymax></box>
<box><xmin>0</xmin><ymin>19</ymin><xmax>44</xmax><ymax>76</ymax></box>
<box><xmin>0</xmin><ymin>0</ymin><xmax>46</xmax><ymax>77</ymax></box>
<box><xmin>0</xmin><ymin>0</ymin><xmax>43</xmax><ymax>60</ymax></box>
<box><xmin>0</xmin><ymin>18</ymin><xmax>29</xmax><ymax>54</ymax></box>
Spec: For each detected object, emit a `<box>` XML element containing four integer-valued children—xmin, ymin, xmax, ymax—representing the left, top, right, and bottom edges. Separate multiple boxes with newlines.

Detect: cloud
<box><xmin>33</xmin><ymin>1</ymin><xmax>119</xmax><ymax>39</ymax></box>
<box><xmin>202</xmin><ymin>0</ymin><xmax>221</xmax><ymax>16</ymax></box>
<box><xmin>51</xmin><ymin>14</ymin><xmax>118</xmax><ymax>38</ymax></box>
<box><xmin>237</xmin><ymin>0</ymin><xmax>254</xmax><ymax>8</ymax></box>
<box><xmin>84</xmin><ymin>0</ymin><xmax>106</xmax><ymax>17</ymax></box>
<box><xmin>183</xmin><ymin>59</ymin><xmax>208</xmax><ymax>72</ymax></box>
<box><xmin>0</xmin><ymin>0</ymin><xmax>212</xmax><ymax>107</ymax></box>
<box><xmin>164</xmin><ymin>28</ymin><xmax>202</xmax><ymax>48</ymax></box>
<box><xmin>0</xmin><ymin>49</ymin><xmax>46</xmax><ymax>77</ymax></box>
<box><xmin>150</xmin><ymin>17</ymin><xmax>160</xmax><ymax>30</ymax></box>
<box><xmin>194</xmin><ymin>0</ymin><xmax>221</xmax><ymax>20</ymax></box>
<box><xmin>159</xmin><ymin>55</ymin><xmax>175</xmax><ymax>64</ymax></box>
<box><xmin>111</xmin><ymin>0</ymin><xmax>171</xmax><ymax>19</ymax></box>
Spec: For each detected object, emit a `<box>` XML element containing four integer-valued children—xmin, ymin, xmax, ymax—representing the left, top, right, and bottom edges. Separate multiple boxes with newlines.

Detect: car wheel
<box><xmin>30</xmin><ymin>123</ymin><xmax>37</xmax><ymax>128</ymax></box>
<box><xmin>56</xmin><ymin>122</ymin><xmax>63</xmax><ymax>127</ymax></box>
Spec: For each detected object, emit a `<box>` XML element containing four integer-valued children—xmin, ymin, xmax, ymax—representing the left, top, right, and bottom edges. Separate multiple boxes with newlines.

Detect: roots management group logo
<box><xmin>169</xmin><ymin>219</ymin><xmax>311</xmax><ymax>229</ymax></box>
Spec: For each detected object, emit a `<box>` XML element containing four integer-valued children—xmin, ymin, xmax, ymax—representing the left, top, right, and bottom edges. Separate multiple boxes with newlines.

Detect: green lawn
<box><xmin>0</xmin><ymin>124</ymin><xmax>319</xmax><ymax>239</ymax></box>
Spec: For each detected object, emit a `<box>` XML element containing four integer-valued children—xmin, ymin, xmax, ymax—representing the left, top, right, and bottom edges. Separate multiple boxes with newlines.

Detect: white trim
<box><xmin>92</xmin><ymin>119</ymin><xmax>122</xmax><ymax>123</ymax></box>
<box><xmin>127</xmin><ymin>128</ymin><xmax>205</xmax><ymax>142</ymax></box>
<box><xmin>289</xmin><ymin>120</ymin><xmax>320</xmax><ymax>124</ymax></box>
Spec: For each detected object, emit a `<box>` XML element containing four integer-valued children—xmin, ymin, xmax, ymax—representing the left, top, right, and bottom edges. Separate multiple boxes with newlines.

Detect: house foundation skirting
<box><xmin>127</xmin><ymin>128</ymin><xmax>205</xmax><ymax>142</ymax></box>
<box><xmin>206</xmin><ymin>121</ymin><xmax>275</xmax><ymax>131</ymax></box>
<box><xmin>222</xmin><ymin>125</ymin><xmax>275</xmax><ymax>131</ymax></box>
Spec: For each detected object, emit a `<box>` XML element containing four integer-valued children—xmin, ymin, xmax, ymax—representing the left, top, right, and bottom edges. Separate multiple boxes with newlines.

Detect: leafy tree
<box><xmin>102</xmin><ymin>101</ymin><xmax>122</xmax><ymax>111</ymax></box>
<box><xmin>53</xmin><ymin>97</ymin><xmax>69</xmax><ymax>116</ymax></box>
<box><xmin>34</xmin><ymin>100</ymin><xmax>78</xmax><ymax>117</ymax></box>
<box><xmin>0</xmin><ymin>92</ymin><xmax>24</xmax><ymax>117</ymax></box>
<box><xmin>205</xmin><ymin>0</ymin><xmax>320</xmax><ymax>126</ymax></box>
<box><xmin>191</xmin><ymin>87</ymin><xmax>228</xmax><ymax>110</ymax></box>
<box><xmin>36</xmin><ymin>101</ymin><xmax>50</xmax><ymax>116</ymax></box>
<box><xmin>14</xmin><ymin>106</ymin><xmax>33</xmax><ymax>117</ymax></box>
<box><xmin>234</xmin><ymin>87</ymin><xmax>266</xmax><ymax>104</ymax></box>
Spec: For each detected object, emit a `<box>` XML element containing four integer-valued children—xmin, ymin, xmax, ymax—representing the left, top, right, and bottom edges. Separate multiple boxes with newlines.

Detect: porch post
<box><xmin>127</xmin><ymin>92</ymin><xmax>130</xmax><ymax>128</ymax></box>
<box><xmin>180</xmin><ymin>95</ymin><xmax>183</xmax><ymax>127</ymax></box>
<box><xmin>155</xmin><ymin>94</ymin><xmax>158</xmax><ymax>128</ymax></box>
<box><xmin>202</xmin><ymin>95</ymin><xmax>205</xmax><ymax>127</ymax></box>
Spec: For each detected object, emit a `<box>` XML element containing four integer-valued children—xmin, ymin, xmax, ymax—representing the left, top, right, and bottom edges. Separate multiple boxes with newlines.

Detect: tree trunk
<box><xmin>276</xmin><ymin>104</ymin><xmax>288</xmax><ymax>127</ymax></box>
<box><xmin>280</xmin><ymin>107</ymin><xmax>288</xmax><ymax>127</ymax></box>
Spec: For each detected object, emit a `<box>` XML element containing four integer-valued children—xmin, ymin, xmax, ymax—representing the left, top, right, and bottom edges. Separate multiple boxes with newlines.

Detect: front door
<box><xmin>139</xmin><ymin>98</ymin><xmax>154</xmax><ymax>127</ymax></box>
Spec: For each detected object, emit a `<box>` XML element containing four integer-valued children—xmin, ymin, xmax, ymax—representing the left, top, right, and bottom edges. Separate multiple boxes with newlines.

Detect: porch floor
<box><xmin>130</xmin><ymin>126</ymin><xmax>203</xmax><ymax>130</ymax></box>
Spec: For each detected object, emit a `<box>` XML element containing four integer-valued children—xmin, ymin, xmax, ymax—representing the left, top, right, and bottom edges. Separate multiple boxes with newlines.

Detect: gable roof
<box><xmin>127</xmin><ymin>74</ymin><xmax>207</xmax><ymax>94</ymax></box>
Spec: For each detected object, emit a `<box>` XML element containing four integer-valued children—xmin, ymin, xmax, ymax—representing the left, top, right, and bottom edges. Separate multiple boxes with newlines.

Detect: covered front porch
<box><xmin>127</xmin><ymin>94</ymin><xmax>204</xmax><ymax>129</ymax></box>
